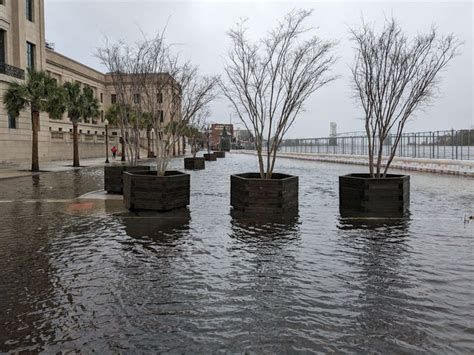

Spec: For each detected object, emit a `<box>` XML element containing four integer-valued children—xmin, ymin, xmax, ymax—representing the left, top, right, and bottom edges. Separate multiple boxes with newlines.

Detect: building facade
<box><xmin>210</xmin><ymin>123</ymin><xmax>233</xmax><ymax>150</ymax></box>
<box><xmin>0</xmin><ymin>0</ymin><xmax>182</xmax><ymax>167</ymax></box>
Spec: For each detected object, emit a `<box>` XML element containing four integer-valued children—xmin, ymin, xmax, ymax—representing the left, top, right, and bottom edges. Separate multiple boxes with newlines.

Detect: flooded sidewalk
<box><xmin>0</xmin><ymin>156</ymin><xmax>155</xmax><ymax>181</ymax></box>
<box><xmin>0</xmin><ymin>154</ymin><xmax>473</xmax><ymax>353</ymax></box>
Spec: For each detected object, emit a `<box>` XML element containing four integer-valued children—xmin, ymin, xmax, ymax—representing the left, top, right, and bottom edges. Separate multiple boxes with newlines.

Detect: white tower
<box><xmin>330</xmin><ymin>122</ymin><xmax>337</xmax><ymax>137</ymax></box>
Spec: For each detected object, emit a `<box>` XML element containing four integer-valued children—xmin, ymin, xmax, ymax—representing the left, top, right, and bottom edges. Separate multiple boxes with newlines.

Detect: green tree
<box><xmin>3</xmin><ymin>69</ymin><xmax>60</xmax><ymax>172</ymax></box>
<box><xmin>105</xmin><ymin>104</ymin><xmax>126</xmax><ymax>161</ymax></box>
<box><xmin>60</xmin><ymin>82</ymin><xmax>100</xmax><ymax>167</ymax></box>
<box><xmin>184</xmin><ymin>125</ymin><xmax>204</xmax><ymax>158</ymax></box>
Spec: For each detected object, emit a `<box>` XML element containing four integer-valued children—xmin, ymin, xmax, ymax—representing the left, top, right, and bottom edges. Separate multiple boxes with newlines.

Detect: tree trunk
<box><xmin>121</xmin><ymin>139</ymin><xmax>126</xmax><ymax>161</ymax></box>
<box><xmin>31</xmin><ymin>110</ymin><xmax>40</xmax><ymax>172</ymax></box>
<box><xmin>147</xmin><ymin>129</ymin><xmax>151</xmax><ymax>158</ymax></box>
<box><xmin>256</xmin><ymin>141</ymin><xmax>265</xmax><ymax>179</ymax></box>
<box><xmin>192</xmin><ymin>138</ymin><xmax>197</xmax><ymax>158</ymax></box>
<box><xmin>375</xmin><ymin>139</ymin><xmax>384</xmax><ymax>178</ymax></box>
<box><xmin>72</xmin><ymin>121</ymin><xmax>80</xmax><ymax>167</ymax></box>
<box><xmin>365</xmin><ymin>124</ymin><xmax>374</xmax><ymax>177</ymax></box>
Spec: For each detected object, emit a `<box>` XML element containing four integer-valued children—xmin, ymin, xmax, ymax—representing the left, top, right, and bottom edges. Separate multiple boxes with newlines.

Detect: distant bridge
<box><xmin>334</xmin><ymin>131</ymin><xmax>366</xmax><ymax>137</ymax></box>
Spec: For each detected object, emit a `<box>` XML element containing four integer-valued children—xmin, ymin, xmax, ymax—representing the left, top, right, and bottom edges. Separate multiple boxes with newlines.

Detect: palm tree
<box><xmin>61</xmin><ymin>82</ymin><xmax>100</xmax><ymax>167</ymax></box>
<box><xmin>184</xmin><ymin>125</ymin><xmax>203</xmax><ymax>158</ymax></box>
<box><xmin>3</xmin><ymin>69</ymin><xmax>59</xmax><ymax>172</ymax></box>
<box><xmin>105</xmin><ymin>104</ymin><xmax>126</xmax><ymax>161</ymax></box>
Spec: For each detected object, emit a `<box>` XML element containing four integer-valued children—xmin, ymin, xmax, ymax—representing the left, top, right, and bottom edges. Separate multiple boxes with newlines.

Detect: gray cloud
<box><xmin>45</xmin><ymin>0</ymin><xmax>473</xmax><ymax>137</ymax></box>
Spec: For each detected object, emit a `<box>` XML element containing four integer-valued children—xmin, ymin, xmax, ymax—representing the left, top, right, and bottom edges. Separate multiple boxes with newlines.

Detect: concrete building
<box><xmin>233</xmin><ymin>128</ymin><xmax>254</xmax><ymax>149</ymax></box>
<box><xmin>0</xmin><ymin>0</ymin><xmax>182</xmax><ymax>167</ymax></box>
<box><xmin>209</xmin><ymin>123</ymin><xmax>233</xmax><ymax>150</ymax></box>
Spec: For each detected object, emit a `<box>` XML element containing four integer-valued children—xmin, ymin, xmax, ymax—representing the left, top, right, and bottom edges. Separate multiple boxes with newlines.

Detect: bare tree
<box><xmin>186</xmin><ymin>108</ymin><xmax>210</xmax><ymax>158</ymax></box>
<box><xmin>221</xmin><ymin>9</ymin><xmax>337</xmax><ymax>179</ymax></box>
<box><xmin>176</xmin><ymin>65</ymin><xmax>218</xmax><ymax>157</ymax></box>
<box><xmin>138</xmin><ymin>32</ymin><xmax>219</xmax><ymax>175</ymax></box>
<box><xmin>350</xmin><ymin>18</ymin><xmax>460</xmax><ymax>178</ymax></box>
<box><xmin>96</xmin><ymin>40</ymin><xmax>144</xmax><ymax>166</ymax></box>
<box><xmin>177</xmin><ymin>64</ymin><xmax>219</xmax><ymax>125</ymax></box>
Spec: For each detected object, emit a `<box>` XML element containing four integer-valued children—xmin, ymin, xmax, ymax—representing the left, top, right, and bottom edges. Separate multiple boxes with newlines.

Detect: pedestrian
<box><xmin>111</xmin><ymin>145</ymin><xmax>118</xmax><ymax>159</ymax></box>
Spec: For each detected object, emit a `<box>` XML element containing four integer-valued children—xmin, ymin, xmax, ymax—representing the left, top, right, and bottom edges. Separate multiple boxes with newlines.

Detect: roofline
<box><xmin>46</xmin><ymin>48</ymin><xmax>178</xmax><ymax>85</ymax></box>
<box><xmin>46</xmin><ymin>48</ymin><xmax>106</xmax><ymax>77</ymax></box>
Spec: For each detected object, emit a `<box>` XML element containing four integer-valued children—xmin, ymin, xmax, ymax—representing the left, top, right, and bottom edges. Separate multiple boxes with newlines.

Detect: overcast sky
<box><xmin>45</xmin><ymin>0</ymin><xmax>473</xmax><ymax>138</ymax></box>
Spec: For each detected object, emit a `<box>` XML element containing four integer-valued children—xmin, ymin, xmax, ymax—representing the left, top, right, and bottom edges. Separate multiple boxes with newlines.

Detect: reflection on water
<box><xmin>0</xmin><ymin>155</ymin><xmax>473</xmax><ymax>353</ymax></box>
<box><xmin>64</xmin><ymin>198</ymin><xmax>124</xmax><ymax>217</ymax></box>
<box><xmin>230</xmin><ymin>210</ymin><xmax>300</xmax><ymax>243</ymax></box>
<box><xmin>338</xmin><ymin>215</ymin><xmax>410</xmax><ymax>232</ymax></box>
<box><xmin>0</xmin><ymin>202</ymin><xmax>58</xmax><ymax>353</ymax></box>
<box><xmin>336</xmin><ymin>218</ymin><xmax>417</xmax><ymax>351</ymax></box>
<box><xmin>120</xmin><ymin>208</ymin><xmax>191</xmax><ymax>242</ymax></box>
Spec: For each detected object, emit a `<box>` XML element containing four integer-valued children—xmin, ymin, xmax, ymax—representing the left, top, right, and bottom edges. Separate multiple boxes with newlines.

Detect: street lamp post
<box><xmin>207</xmin><ymin>124</ymin><xmax>211</xmax><ymax>154</ymax></box>
<box><xmin>104</xmin><ymin>119</ymin><xmax>109</xmax><ymax>164</ymax></box>
<box><xmin>150</xmin><ymin>128</ymin><xmax>155</xmax><ymax>157</ymax></box>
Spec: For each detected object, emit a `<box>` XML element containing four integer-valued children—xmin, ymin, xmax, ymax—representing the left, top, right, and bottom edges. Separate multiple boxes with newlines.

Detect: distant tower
<box><xmin>329</xmin><ymin>122</ymin><xmax>337</xmax><ymax>146</ymax></box>
<box><xmin>330</xmin><ymin>122</ymin><xmax>337</xmax><ymax>137</ymax></box>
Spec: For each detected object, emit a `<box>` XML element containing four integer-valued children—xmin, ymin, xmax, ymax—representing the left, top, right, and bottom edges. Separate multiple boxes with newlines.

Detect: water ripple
<box><xmin>0</xmin><ymin>155</ymin><xmax>473</xmax><ymax>353</ymax></box>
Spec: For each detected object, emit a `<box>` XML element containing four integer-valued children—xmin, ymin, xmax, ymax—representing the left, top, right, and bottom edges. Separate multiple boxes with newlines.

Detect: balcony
<box><xmin>0</xmin><ymin>63</ymin><xmax>25</xmax><ymax>80</ymax></box>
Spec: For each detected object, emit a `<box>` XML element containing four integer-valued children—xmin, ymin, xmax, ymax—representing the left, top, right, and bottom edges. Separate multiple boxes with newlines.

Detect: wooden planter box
<box><xmin>204</xmin><ymin>153</ymin><xmax>217</xmax><ymax>161</ymax></box>
<box><xmin>215</xmin><ymin>151</ymin><xmax>225</xmax><ymax>158</ymax></box>
<box><xmin>184</xmin><ymin>157</ymin><xmax>205</xmax><ymax>170</ymax></box>
<box><xmin>339</xmin><ymin>173</ymin><xmax>410</xmax><ymax>217</ymax></box>
<box><xmin>104</xmin><ymin>165</ymin><xmax>151</xmax><ymax>194</ymax></box>
<box><xmin>231</xmin><ymin>172</ymin><xmax>298</xmax><ymax>214</ymax></box>
<box><xmin>123</xmin><ymin>170</ymin><xmax>190</xmax><ymax>211</ymax></box>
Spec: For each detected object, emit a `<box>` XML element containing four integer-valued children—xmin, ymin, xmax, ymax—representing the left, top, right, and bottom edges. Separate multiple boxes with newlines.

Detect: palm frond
<box><xmin>3</xmin><ymin>82</ymin><xmax>29</xmax><ymax>117</ymax></box>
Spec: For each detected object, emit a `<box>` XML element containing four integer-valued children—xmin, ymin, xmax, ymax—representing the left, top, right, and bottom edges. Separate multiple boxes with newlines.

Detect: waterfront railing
<box><xmin>235</xmin><ymin>129</ymin><xmax>474</xmax><ymax>161</ymax></box>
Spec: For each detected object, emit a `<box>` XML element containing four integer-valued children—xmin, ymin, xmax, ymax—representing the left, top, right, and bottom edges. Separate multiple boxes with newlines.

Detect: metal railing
<box><xmin>237</xmin><ymin>129</ymin><xmax>474</xmax><ymax>161</ymax></box>
<box><xmin>50</xmin><ymin>131</ymin><xmax>118</xmax><ymax>144</ymax></box>
<box><xmin>0</xmin><ymin>63</ymin><xmax>25</xmax><ymax>80</ymax></box>
<box><xmin>279</xmin><ymin>129</ymin><xmax>473</xmax><ymax>160</ymax></box>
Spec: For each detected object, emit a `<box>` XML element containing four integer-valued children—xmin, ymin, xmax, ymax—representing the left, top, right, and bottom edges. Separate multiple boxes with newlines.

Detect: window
<box><xmin>157</xmin><ymin>92</ymin><xmax>163</xmax><ymax>103</ymax></box>
<box><xmin>0</xmin><ymin>30</ymin><xmax>5</xmax><ymax>65</ymax></box>
<box><xmin>26</xmin><ymin>0</ymin><xmax>33</xmax><ymax>22</ymax></box>
<box><xmin>111</xmin><ymin>94</ymin><xmax>116</xmax><ymax>104</ymax></box>
<box><xmin>100</xmin><ymin>93</ymin><xmax>103</xmax><ymax>103</ymax></box>
<box><xmin>58</xmin><ymin>127</ymin><xmax>62</xmax><ymax>131</ymax></box>
<box><xmin>0</xmin><ymin>1</ymin><xmax>5</xmax><ymax>6</ymax></box>
<box><xmin>159</xmin><ymin>110</ymin><xmax>164</xmax><ymax>123</ymax></box>
<box><xmin>8</xmin><ymin>113</ymin><xmax>16</xmax><ymax>129</ymax></box>
<box><xmin>133</xmin><ymin>93</ymin><xmax>140</xmax><ymax>104</ymax></box>
<box><xmin>26</xmin><ymin>42</ymin><xmax>35</xmax><ymax>69</ymax></box>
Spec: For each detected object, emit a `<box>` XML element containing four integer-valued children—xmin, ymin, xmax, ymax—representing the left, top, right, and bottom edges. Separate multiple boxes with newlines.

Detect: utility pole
<box><xmin>104</xmin><ymin>119</ymin><xmax>109</xmax><ymax>164</ymax></box>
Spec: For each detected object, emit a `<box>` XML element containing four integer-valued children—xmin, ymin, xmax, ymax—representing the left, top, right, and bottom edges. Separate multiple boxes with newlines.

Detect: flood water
<box><xmin>0</xmin><ymin>153</ymin><xmax>473</xmax><ymax>353</ymax></box>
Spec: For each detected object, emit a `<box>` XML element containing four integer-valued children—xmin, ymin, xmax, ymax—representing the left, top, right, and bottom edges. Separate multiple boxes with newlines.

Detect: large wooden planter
<box><xmin>215</xmin><ymin>151</ymin><xmax>226</xmax><ymax>158</ymax></box>
<box><xmin>184</xmin><ymin>157</ymin><xmax>205</xmax><ymax>170</ymax></box>
<box><xmin>231</xmin><ymin>173</ymin><xmax>298</xmax><ymax>214</ymax></box>
<box><xmin>339</xmin><ymin>173</ymin><xmax>410</xmax><ymax>217</ymax></box>
<box><xmin>104</xmin><ymin>165</ymin><xmax>151</xmax><ymax>194</ymax></box>
<box><xmin>204</xmin><ymin>153</ymin><xmax>217</xmax><ymax>161</ymax></box>
<box><xmin>123</xmin><ymin>170</ymin><xmax>190</xmax><ymax>211</ymax></box>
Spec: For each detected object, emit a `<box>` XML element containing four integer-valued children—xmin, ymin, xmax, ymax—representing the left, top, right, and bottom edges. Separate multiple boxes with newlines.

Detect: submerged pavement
<box><xmin>0</xmin><ymin>154</ymin><xmax>473</xmax><ymax>353</ymax></box>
